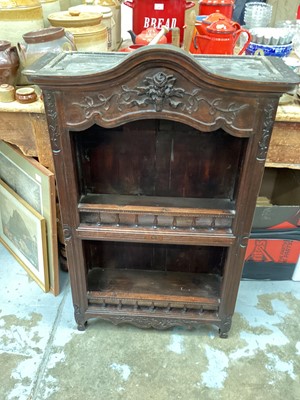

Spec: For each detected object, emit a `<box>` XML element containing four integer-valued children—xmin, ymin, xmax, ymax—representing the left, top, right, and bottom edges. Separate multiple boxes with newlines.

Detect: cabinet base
<box><xmin>74</xmin><ymin>305</ymin><xmax>232</xmax><ymax>337</ymax></box>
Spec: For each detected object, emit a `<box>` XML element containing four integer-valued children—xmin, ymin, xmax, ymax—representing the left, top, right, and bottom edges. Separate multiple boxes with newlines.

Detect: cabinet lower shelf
<box><xmin>87</xmin><ymin>268</ymin><xmax>221</xmax><ymax>311</ymax></box>
<box><xmin>84</xmin><ymin>269</ymin><xmax>221</xmax><ymax>330</ymax></box>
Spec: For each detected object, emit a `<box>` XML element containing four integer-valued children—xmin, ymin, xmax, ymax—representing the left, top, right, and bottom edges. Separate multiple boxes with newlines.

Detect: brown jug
<box><xmin>17</xmin><ymin>27</ymin><xmax>76</xmax><ymax>84</ymax></box>
<box><xmin>0</xmin><ymin>41</ymin><xmax>20</xmax><ymax>86</ymax></box>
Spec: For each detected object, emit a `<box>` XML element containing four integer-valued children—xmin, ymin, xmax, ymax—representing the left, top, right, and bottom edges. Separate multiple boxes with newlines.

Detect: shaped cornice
<box><xmin>64</xmin><ymin>69</ymin><xmax>257</xmax><ymax>137</ymax></box>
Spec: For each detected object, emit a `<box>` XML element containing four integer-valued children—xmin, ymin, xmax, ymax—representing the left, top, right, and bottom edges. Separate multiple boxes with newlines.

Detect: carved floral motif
<box><xmin>73</xmin><ymin>72</ymin><xmax>249</xmax><ymax>125</ymax></box>
<box><xmin>257</xmin><ymin>100</ymin><xmax>277</xmax><ymax>161</ymax></box>
<box><xmin>98</xmin><ymin>314</ymin><xmax>206</xmax><ymax>330</ymax></box>
<box><xmin>44</xmin><ymin>91</ymin><xmax>61</xmax><ymax>154</ymax></box>
<box><xmin>126</xmin><ymin>72</ymin><xmax>185</xmax><ymax>112</ymax></box>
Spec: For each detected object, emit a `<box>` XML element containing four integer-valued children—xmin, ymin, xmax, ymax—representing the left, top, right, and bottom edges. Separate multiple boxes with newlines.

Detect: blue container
<box><xmin>245</xmin><ymin>42</ymin><xmax>293</xmax><ymax>57</ymax></box>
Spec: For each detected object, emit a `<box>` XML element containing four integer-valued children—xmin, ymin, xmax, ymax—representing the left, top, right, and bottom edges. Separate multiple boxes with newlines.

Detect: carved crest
<box><xmin>73</xmin><ymin>71</ymin><xmax>249</xmax><ymax>127</ymax></box>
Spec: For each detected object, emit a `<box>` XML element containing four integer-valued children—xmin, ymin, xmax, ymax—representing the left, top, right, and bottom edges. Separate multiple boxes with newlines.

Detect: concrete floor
<box><xmin>0</xmin><ymin>242</ymin><xmax>300</xmax><ymax>400</ymax></box>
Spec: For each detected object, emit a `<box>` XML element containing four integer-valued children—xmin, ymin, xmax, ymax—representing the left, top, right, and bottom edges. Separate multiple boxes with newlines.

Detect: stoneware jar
<box><xmin>0</xmin><ymin>83</ymin><xmax>15</xmax><ymax>102</ymax></box>
<box><xmin>40</xmin><ymin>0</ymin><xmax>62</xmax><ymax>27</ymax></box>
<box><xmin>48</xmin><ymin>10</ymin><xmax>108</xmax><ymax>52</ymax></box>
<box><xmin>0</xmin><ymin>40</ymin><xmax>19</xmax><ymax>86</ymax></box>
<box><xmin>0</xmin><ymin>0</ymin><xmax>44</xmax><ymax>45</ymax></box>
<box><xmin>15</xmin><ymin>87</ymin><xmax>38</xmax><ymax>103</ymax></box>
<box><xmin>97</xmin><ymin>0</ymin><xmax>121</xmax><ymax>49</ymax></box>
<box><xmin>17</xmin><ymin>27</ymin><xmax>76</xmax><ymax>84</ymax></box>
<box><xmin>69</xmin><ymin>4</ymin><xmax>114</xmax><ymax>50</ymax></box>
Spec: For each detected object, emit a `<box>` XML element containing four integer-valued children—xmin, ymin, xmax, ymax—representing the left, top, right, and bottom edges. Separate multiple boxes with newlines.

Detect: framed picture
<box><xmin>0</xmin><ymin>179</ymin><xmax>49</xmax><ymax>292</ymax></box>
<box><xmin>0</xmin><ymin>141</ymin><xmax>58</xmax><ymax>294</ymax></box>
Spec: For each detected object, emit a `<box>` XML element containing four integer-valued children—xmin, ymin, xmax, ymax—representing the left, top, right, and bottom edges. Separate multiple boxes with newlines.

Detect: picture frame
<box><xmin>0</xmin><ymin>179</ymin><xmax>49</xmax><ymax>292</ymax></box>
<box><xmin>0</xmin><ymin>141</ymin><xmax>59</xmax><ymax>294</ymax></box>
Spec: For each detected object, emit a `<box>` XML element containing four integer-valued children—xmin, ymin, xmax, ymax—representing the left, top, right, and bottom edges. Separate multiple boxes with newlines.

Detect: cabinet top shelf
<box><xmin>24</xmin><ymin>45</ymin><xmax>300</xmax><ymax>93</ymax></box>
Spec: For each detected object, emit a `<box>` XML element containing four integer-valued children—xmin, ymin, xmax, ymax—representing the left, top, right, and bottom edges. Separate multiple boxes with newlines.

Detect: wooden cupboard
<box><xmin>25</xmin><ymin>46</ymin><xmax>299</xmax><ymax>336</ymax></box>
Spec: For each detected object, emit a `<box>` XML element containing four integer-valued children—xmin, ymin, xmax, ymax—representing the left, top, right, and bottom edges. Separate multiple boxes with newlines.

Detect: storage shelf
<box><xmin>78</xmin><ymin>194</ymin><xmax>235</xmax><ymax>245</ymax></box>
<box><xmin>33</xmin><ymin>48</ymin><xmax>294</xmax><ymax>335</ymax></box>
<box><xmin>87</xmin><ymin>268</ymin><xmax>221</xmax><ymax>310</ymax></box>
<box><xmin>79</xmin><ymin>194</ymin><xmax>236</xmax><ymax>213</ymax></box>
<box><xmin>77</xmin><ymin>225</ymin><xmax>235</xmax><ymax>246</ymax></box>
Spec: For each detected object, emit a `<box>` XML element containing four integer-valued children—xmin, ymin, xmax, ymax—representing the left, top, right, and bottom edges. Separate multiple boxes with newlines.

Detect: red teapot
<box><xmin>195</xmin><ymin>11</ymin><xmax>241</xmax><ymax>36</ymax></box>
<box><xmin>191</xmin><ymin>18</ymin><xmax>251</xmax><ymax>55</ymax></box>
<box><xmin>128</xmin><ymin>27</ymin><xmax>168</xmax><ymax>45</ymax></box>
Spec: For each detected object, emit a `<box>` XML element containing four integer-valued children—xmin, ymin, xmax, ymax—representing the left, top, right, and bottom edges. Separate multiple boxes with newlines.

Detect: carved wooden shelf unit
<box><xmin>26</xmin><ymin>46</ymin><xmax>299</xmax><ymax>337</ymax></box>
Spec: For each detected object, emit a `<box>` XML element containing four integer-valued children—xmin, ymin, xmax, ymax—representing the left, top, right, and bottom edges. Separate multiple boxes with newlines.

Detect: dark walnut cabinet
<box><xmin>26</xmin><ymin>46</ymin><xmax>299</xmax><ymax>337</ymax></box>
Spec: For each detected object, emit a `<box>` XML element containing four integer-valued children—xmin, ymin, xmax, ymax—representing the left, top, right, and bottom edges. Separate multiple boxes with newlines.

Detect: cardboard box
<box><xmin>243</xmin><ymin>168</ymin><xmax>300</xmax><ymax>280</ymax></box>
<box><xmin>243</xmin><ymin>238</ymin><xmax>300</xmax><ymax>280</ymax></box>
<box><xmin>253</xmin><ymin>168</ymin><xmax>300</xmax><ymax>230</ymax></box>
<box><xmin>245</xmin><ymin>238</ymin><xmax>300</xmax><ymax>264</ymax></box>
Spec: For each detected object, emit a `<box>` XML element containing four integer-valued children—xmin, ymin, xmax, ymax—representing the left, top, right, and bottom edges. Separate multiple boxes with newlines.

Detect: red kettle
<box><xmin>128</xmin><ymin>27</ymin><xmax>168</xmax><ymax>45</ymax></box>
<box><xmin>192</xmin><ymin>18</ymin><xmax>251</xmax><ymax>55</ymax></box>
<box><xmin>195</xmin><ymin>11</ymin><xmax>241</xmax><ymax>36</ymax></box>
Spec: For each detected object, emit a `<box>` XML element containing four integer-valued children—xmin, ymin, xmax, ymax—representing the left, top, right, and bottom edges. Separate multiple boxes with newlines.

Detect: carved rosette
<box><xmin>72</xmin><ymin>71</ymin><xmax>249</xmax><ymax>128</ymax></box>
<box><xmin>257</xmin><ymin>100</ymin><xmax>277</xmax><ymax>161</ymax></box>
<box><xmin>239</xmin><ymin>235</ymin><xmax>249</xmax><ymax>249</ymax></box>
<box><xmin>63</xmin><ymin>224</ymin><xmax>72</xmax><ymax>241</ymax></box>
<box><xmin>44</xmin><ymin>91</ymin><xmax>61</xmax><ymax>154</ymax></box>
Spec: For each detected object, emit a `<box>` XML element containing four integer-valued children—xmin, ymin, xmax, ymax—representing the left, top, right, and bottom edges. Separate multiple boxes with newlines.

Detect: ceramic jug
<box><xmin>0</xmin><ymin>40</ymin><xmax>19</xmax><ymax>86</ymax></box>
<box><xmin>17</xmin><ymin>27</ymin><xmax>76</xmax><ymax>84</ymax></box>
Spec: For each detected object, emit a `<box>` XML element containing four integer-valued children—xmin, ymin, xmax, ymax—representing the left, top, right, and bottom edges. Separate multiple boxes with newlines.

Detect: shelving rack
<box><xmin>26</xmin><ymin>46</ymin><xmax>299</xmax><ymax>337</ymax></box>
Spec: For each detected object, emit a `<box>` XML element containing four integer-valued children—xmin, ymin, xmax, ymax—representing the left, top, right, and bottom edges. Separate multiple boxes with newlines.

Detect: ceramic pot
<box><xmin>69</xmin><ymin>4</ymin><xmax>114</xmax><ymax>50</ymax></box>
<box><xmin>17</xmin><ymin>27</ymin><xmax>76</xmax><ymax>84</ymax></box>
<box><xmin>0</xmin><ymin>40</ymin><xmax>19</xmax><ymax>86</ymax></box>
<box><xmin>15</xmin><ymin>87</ymin><xmax>37</xmax><ymax>103</ymax></box>
<box><xmin>0</xmin><ymin>3</ymin><xmax>44</xmax><ymax>45</ymax></box>
<box><xmin>0</xmin><ymin>84</ymin><xmax>15</xmax><ymax>103</ymax></box>
<box><xmin>97</xmin><ymin>0</ymin><xmax>121</xmax><ymax>49</ymax></box>
<box><xmin>40</xmin><ymin>0</ymin><xmax>62</xmax><ymax>27</ymax></box>
<box><xmin>48</xmin><ymin>10</ymin><xmax>108</xmax><ymax>52</ymax></box>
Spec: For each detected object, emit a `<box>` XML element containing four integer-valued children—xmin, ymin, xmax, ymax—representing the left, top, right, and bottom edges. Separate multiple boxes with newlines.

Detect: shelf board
<box><xmin>87</xmin><ymin>268</ymin><xmax>221</xmax><ymax>309</ymax></box>
<box><xmin>77</xmin><ymin>225</ymin><xmax>235</xmax><ymax>246</ymax></box>
<box><xmin>79</xmin><ymin>194</ymin><xmax>235</xmax><ymax>216</ymax></box>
